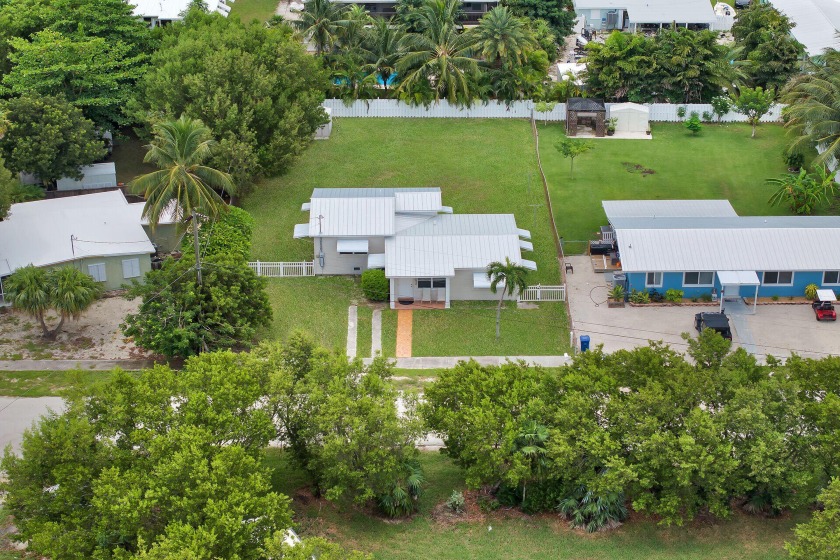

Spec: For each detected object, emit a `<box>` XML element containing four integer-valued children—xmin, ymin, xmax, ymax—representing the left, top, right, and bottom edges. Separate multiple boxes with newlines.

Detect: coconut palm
<box><xmin>5</xmin><ymin>265</ymin><xmax>100</xmax><ymax>339</ymax></box>
<box><xmin>472</xmin><ymin>6</ymin><xmax>535</xmax><ymax>68</ymax></box>
<box><xmin>361</xmin><ymin>18</ymin><xmax>405</xmax><ymax>93</ymax></box>
<box><xmin>782</xmin><ymin>49</ymin><xmax>840</xmax><ymax>168</ymax></box>
<box><xmin>397</xmin><ymin>0</ymin><xmax>479</xmax><ymax>104</ymax></box>
<box><xmin>336</xmin><ymin>3</ymin><xmax>371</xmax><ymax>53</ymax></box>
<box><xmin>129</xmin><ymin>115</ymin><xmax>234</xmax><ymax>285</ymax></box>
<box><xmin>486</xmin><ymin>257</ymin><xmax>529</xmax><ymax>339</ymax></box>
<box><xmin>293</xmin><ymin>0</ymin><xmax>348</xmax><ymax>56</ymax></box>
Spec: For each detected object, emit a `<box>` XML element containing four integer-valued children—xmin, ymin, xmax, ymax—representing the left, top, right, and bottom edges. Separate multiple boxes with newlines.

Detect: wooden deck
<box><xmin>590</xmin><ymin>254</ymin><xmax>622</xmax><ymax>273</ymax></box>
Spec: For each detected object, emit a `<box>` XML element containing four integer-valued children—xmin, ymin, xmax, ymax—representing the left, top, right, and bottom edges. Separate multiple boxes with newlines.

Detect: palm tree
<box><xmin>486</xmin><ymin>257</ymin><xmax>529</xmax><ymax>339</ymax></box>
<box><xmin>397</xmin><ymin>0</ymin><xmax>479</xmax><ymax>104</ymax></box>
<box><xmin>129</xmin><ymin>115</ymin><xmax>234</xmax><ymax>285</ymax></box>
<box><xmin>337</xmin><ymin>4</ymin><xmax>371</xmax><ymax>53</ymax></box>
<box><xmin>293</xmin><ymin>0</ymin><xmax>348</xmax><ymax>56</ymax></box>
<box><xmin>472</xmin><ymin>6</ymin><xmax>535</xmax><ymax>68</ymax></box>
<box><xmin>514</xmin><ymin>420</ymin><xmax>550</xmax><ymax>503</ymax></box>
<box><xmin>361</xmin><ymin>18</ymin><xmax>405</xmax><ymax>93</ymax></box>
<box><xmin>5</xmin><ymin>266</ymin><xmax>100</xmax><ymax>339</ymax></box>
<box><xmin>782</xmin><ymin>49</ymin><xmax>840</xmax><ymax>168</ymax></box>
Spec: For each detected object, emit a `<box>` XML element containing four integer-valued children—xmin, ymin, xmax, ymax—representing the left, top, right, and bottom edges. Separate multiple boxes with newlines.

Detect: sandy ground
<box><xmin>0</xmin><ymin>296</ymin><xmax>152</xmax><ymax>360</ymax></box>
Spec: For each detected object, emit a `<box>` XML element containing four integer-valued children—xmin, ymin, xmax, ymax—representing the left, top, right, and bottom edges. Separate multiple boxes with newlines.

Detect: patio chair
<box><xmin>421</xmin><ymin>287</ymin><xmax>431</xmax><ymax>303</ymax></box>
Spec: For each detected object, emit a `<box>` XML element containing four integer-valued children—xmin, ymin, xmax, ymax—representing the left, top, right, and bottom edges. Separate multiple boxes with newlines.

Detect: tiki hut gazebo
<box><xmin>566</xmin><ymin>97</ymin><xmax>606</xmax><ymax>137</ymax></box>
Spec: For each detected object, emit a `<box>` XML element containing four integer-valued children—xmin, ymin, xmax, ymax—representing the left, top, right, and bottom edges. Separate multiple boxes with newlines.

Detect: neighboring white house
<box><xmin>768</xmin><ymin>0</ymin><xmax>840</xmax><ymax>57</ymax></box>
<box><xmin>0</xmin><ymin>191</ymin><xmax>164</xmax><ymax>301</ymax></box>
<box><xmin>130</xmin><ymin>0</ymin><xmax>232</xmax><ymax>27</ymax></box>
<box><xmin>55</xmin><ymin>163</ymin><xmax>118</xmax><ymax>191</ymax></box>
<box><xmin>294</xmin><ymin>188</ymin><xmax>536</xmax><ymax>308</ymax></box>
<box><xmin>573</xmin><ymin>0</ymin><xmax>717</xmax><ymax>31</ymax></box>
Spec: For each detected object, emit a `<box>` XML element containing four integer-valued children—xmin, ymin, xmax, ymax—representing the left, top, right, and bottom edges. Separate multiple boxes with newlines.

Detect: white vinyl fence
<box><xmin>518</xmin><ymin>284</ymin><xmax>567</xmax><ymax>302</ymax></box>
<box><xmin>248</xmin><ymin>261</ymin><xmax>315</xmax><ymax>277</ymax></box>
<box><xmin>323</xmin><ymin>99</ymin><xmax>785</xmax><ymax>123</ymax></box>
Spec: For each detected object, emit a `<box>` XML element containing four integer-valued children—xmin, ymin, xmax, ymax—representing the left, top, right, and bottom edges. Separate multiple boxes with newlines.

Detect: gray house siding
<box><xmin>314</xmin><ymin>236</ymin><xmax>385</xmax><ymax>275</ymax></box>
<box><xmin>449</xmin><ymin>269</ymin><xmax>516</xmax><ymax>301</ymax></box>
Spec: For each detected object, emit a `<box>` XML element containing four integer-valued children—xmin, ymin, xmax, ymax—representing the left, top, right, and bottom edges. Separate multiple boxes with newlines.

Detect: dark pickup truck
<box><xmin>694</xmin><ymin>312</ymin><xmax>733</xmax><ymax>340</ymax></box>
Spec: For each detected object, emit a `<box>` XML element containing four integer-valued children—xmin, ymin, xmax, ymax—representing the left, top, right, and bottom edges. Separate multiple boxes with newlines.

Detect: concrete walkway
<box><xmin>725</xmin><ymin>300</ymin><xmax>758</xmax><ymax>355</ymax></box>
<box><xmin>0</xmin><ymin>396</ymin><xmax>65</xmax><ymax>453</ymax></box>
<box><xmin>346</xmin><ymin>305</ymin><xmax>358</xmax><ymax>358</ymax></box>
<box><xmin>371</xmin><ymin>308</ymin><xmax>382</xmax><ymax>356</ymax></box>
<box><xmin>364</xmin><ymin>355</ymin><xmax>572</xmax><ymax>368</ymax></box>
<box><xmin>396</xmin><ymin>309</ymin><xmax>412</xmax><ymax>358</ymax></box>
<box><xmin>0</xmin><ymin>359</ymin><xmax>158</xmax><ymax>371</ymax></box>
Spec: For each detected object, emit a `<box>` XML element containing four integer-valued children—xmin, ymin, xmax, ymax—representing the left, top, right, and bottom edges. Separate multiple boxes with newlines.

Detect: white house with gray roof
<box><xmin>294</xmin><ymin>188</ymin><xmax>536</xmax><ymax>308</ymax></box>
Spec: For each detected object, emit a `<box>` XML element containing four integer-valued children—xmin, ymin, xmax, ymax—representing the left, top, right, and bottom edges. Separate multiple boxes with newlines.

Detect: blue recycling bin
<box><xmin>580</xmin><ymin>335</ymin><xmax>590</xmax><ymax>352</ymax></box>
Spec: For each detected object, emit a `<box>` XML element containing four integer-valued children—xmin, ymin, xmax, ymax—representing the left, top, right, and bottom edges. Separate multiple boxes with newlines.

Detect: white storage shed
<box><xmin>609</xmin><ymin>103</ymin><xmax>649</xmax><ymax>134</ymax></box>
<box><xmin>56</xmin><ymin>162</ymin><xmax>118</xmax><ymax>191</ymax></box>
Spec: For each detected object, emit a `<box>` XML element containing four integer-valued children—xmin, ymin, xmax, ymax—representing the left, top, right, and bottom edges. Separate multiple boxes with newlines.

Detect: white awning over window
<box><xmin>367</xmin><ymin>253</ymin><xmax>385</xmax><ymax>269</ymax></box>
<box><xmin>517</xmin><ymin>228</ymin><xmax>532</xmax><ymax>240</ymax></box>
<box><xmin>337</xmin><ymin>239</ymin><xmax>369</xmax><ymax>253</ymax></box>
<box><xmin>716</xmin><ymin>270</ymin><xmax>760</xmax><ymax>286</ymax></box>
<box><xmin>301</xmin><ymin>202</ymin><xmax>311</xmax><ymax>211</ymax></box>
<box><xmin>521</xmin><ymin>259</ymin><xmax>537</xmax><ymax>271</ymax></box>
<box><xmin>293</xmin><ymin>224</ymin><xmax>309</xmax><ymax>238</ymax></box>
<box><xmin>473</xmin><ymin>272</ymin><xmax>504</xmax><ymax>289</ymax></box>
<box><xmin>519</xmin><ymin>240</ymin><xmax>533</xmax><ymax>251</ymax></box>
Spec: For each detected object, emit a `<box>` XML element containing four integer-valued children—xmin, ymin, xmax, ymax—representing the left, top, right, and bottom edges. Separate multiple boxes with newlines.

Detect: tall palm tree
<box><xmin>361</xmin><ymin>18</ymin><xmax>405</xmax><ymax>93</ymax></box>
<box><xmin>337</xmin><ymin>4</ymin><xmax>371</xmax><ymax>53</ymax></box>
<box><xmin>129</xmin><ymin>115</ymin><xmax>234</xmax><ymax>285</ymax></box>
<box><xmin>486</xmin><ymin>257</ymin><xmax>529</xmax><ymax>339</ymax></box>
<box><xmin>293</xmin><ymin>0</ymin><xmax>348</xmax><ymax>56</ymax></box>
<box><xmin>397</xmin><ymin>0</ymin><xmax>479</xmax><ymax>104</ymax></box>
<box><xmin>471</xmin><ymin>6</ymin><xmax>535</xmax><ymax>68</ymax></box>
<box><xmin>782</xmin><ymin>49</ymin><xmax>840</xmax><ymax>168</ymax></box>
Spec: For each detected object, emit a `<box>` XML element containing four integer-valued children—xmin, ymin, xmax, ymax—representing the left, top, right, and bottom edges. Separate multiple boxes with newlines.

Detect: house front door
<box><xmin>397</xmin><ymin>278</ymin><xmax>413</xmax><ymax>299</ymax></box>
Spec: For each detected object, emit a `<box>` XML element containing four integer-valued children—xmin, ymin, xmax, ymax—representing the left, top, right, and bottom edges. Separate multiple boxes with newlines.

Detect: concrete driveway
<box><xmin>0</xmin><ymin>397</ymin><xmax>64</xmax><ymax>454</ymax></box>
<box><xmin>565</xmin><ymin>256</ymin><xmax>840</xmax><ymax>360</ymax></box>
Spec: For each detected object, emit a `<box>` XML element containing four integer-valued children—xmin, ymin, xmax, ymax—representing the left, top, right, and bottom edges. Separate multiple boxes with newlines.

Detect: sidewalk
<box><xmin>363</xmin><ymin>355</ymin><xmax>572</xmax><ymax>368</ymax></box>
<box><xmin>0</xmin><ymin>359</ymin><xmax>159</xmax><ymax>371</ymax></box>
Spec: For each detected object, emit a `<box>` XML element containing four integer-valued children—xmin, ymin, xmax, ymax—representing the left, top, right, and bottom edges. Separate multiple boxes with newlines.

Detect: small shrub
<box><xmin>649</xmin><ymin>289</ymin><xmax>664</xmax><ymax>303</ymax></box>
<box><xmin>446</xmin><ymin>491</ymin><xmax>465</xmax><ymax>514</ymax></box>
<box><xmin>609</xmin><ymin>285</ymin><xmax>625</xmax><ymax>301</ymax></box>
<box><xmin>805</xmin><ymin>283</ymin><xmax>819</xmax><ymax>300</ymax></box>
<box><xmin>711</xmin><ymin>95</ymin><xmax>731</xmax><ymax>121</ymax></box>
<box><xmin>557</xmin><ymin>486</ymin><xmax>628</xmax><ymax>533</ymax></box>
<box><xmin>9</xmin><ymin>183</ymin><xmax>45</xmax><ymax>203</ymax></box>
<box><xmin>361</xmin><ymin>269</ymin><xmax>389</xmax><ymax>301</ymax></box>
<box><xmin>700</xmin><ymin>293</ymin><xmax>713</xmax><ymax>303</ymax></box>
<box><xmin>685</xmin><ymin>112</ymin><xmax>702</xmax><ymax>135</ymax></box>
<box><xmin>677</xmin><ymin>106</ymin><xmax>687</xmax><ymax>119</ymax></box>
<box><xmin>784</xmin><ymin>151</ymin><xmax>805</xmax><ymax>171</ymax></box>
<box><xmin>702</xmin><ymin>111</ymin><xmax>712</xmax><ymax>122</ymax></box>
<box><xmin>665</xmin><ymin>289</ymin><xmax>684</xmax><ymax>303</ymax></box>
<box><xmin>629</xmin><ymin>289</ymin><xmax>650</xmax><ymax>304</ymax></box>
<box><xmin>477</xmin><ymin>495</ymin><xmax>500</xmax><ymax>513</ymax></box>
<box><xmin>772</xmin><ymin>295</ymin><xmax>780</xmax><ymax>301</ymax></box>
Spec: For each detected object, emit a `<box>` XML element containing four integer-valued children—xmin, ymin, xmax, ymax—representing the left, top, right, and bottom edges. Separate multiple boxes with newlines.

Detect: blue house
<box><xmin>601</xmin><ymin>200</ymin><xmax>840</xmax><ymax>309</ymax></box>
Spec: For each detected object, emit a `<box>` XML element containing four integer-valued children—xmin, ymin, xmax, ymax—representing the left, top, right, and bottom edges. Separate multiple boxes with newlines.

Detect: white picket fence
<box><xmin>248</xmin><ymin>261</ymin><xmax>315</xmax><ymax>277</ymax></box>
<box><xmin>518</xmin><ymin>284</ymin><xmax>567</xmax><ymax>302</ymax></box>
<box><xmin>323</xmin><ymin>99</ymin><xmax>785</xmax><ymax>123</ymax></box>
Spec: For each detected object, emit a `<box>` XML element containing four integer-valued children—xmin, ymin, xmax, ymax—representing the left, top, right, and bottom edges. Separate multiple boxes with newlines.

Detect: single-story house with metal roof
<box><xmin>130</xmin><ymin>0</ymin><xmax>231</xmax><ymax>27</ymax></box>
<box><xmin>294</xmin><ymin>188</ymin><xmax>536</xmax><ymax>308</ymax></box>
<box><xmin>600</xmin><ymin>200</ymin><xmax>840</xmax><ymax>309</ymax></box>
<box><xmin>768</xmin><ymin>0</ymin><xmax>840</xmax><ymax>57</ymax></box>
<box><xmin>0</xmin><ymin>191</ymin><xmax>177</xmax><ymax>303</ymax></box>
<box><xmin>573</xmin><ymin>0</ymin><xmax>717</xmax><ymax>31</ymax></box>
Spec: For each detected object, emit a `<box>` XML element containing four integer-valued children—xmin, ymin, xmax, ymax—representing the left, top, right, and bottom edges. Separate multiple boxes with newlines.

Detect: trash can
<box><xmin>580</xmin><ymin>335</ymin><xmax>590</xmax><ymax>352</ymax></box>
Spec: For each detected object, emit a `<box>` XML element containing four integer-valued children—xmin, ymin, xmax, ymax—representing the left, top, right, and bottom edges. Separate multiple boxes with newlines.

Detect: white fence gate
<box><xmin>248</xmin><ymin>261</ymin><xmax>315</xmax><ymax>277</ymax></box>
<box><xmin>518</xmin><ymin>284</ymin><xmax>567</xmax><ymax>302</ymax></box>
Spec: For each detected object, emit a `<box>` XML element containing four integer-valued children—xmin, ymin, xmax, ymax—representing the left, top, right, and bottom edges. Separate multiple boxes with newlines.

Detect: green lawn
<box><xmin>538</xmin><ymin>122</ymin><xmax>800</xmax><ymax>254</ymax></box>
<box><xmin>230</xmin><ymin>0</ymin><xmax>278</xmax><ymax>23</ymax></box>
<box><xmin>356</xmin><ymin>305</ymin><xmax>373</xmax><ymax>358</ymax></box>
<box><xmin>0</xmin><ymin>370</ymin><xmax>116</xmax><ymax>397</ymax></box>
<box><xmin>263</xmin><ymin>450</ymin><xmax>804</xmax><ymax>560</ymax></box>
<box><xmin>381</xmin><ymin>309</ymin><xmax>397</xmax><ymax>357</ymax></box>
<box><xmin>412</xmin><ymin>301</ymin><xmax>569</xmax><ymax>356</ymax></box>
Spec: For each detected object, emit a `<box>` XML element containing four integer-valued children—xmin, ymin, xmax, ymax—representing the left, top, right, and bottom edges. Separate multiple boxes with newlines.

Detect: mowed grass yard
<box><xmin>244</xmin><ymin>119</ymin><xmax>567</xmax><ymax>354</ymax></box>
<box><xmin>264</xmin><ymin>450</ymin><xmax>805</xmax><ymax>560</ymax></box>
<box><xmin>538</xmin><ymin>122</ymin><xmax>801</xmax><ymax>253</ymax></box>
<box><xmin>229</xmin><ymin>0</ymin><xmax>278</xmax><ymax>23</ymax></box>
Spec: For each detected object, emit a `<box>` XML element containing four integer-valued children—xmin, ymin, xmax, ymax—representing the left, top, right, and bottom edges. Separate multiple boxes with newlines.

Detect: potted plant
<box><xmin>606</xmin><ymin>117</ymin><xmax>618</xmax><ymax>136</ymax></box>
<box><xmin>608</xmin><ymin>284</ymin><xmax>625</xmax><ymax>307</ymax></box>
<box><xmin>645</xmin><ymin>125</ymin><xmax>651</xmax><ymax>136</ymax></box>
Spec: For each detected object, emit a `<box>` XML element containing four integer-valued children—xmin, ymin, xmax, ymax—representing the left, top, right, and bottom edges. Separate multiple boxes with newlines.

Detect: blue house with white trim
<box><xmin>601</xmin><ymin>200</ymin><xmax>840</xmax><ymax>305</ymax></box>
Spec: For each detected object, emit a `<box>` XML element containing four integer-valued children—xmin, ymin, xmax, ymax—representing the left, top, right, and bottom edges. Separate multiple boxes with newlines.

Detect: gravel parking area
<box><xmin>565</xmin><ymin>256</ymin><xmax>839</xmax><ymax>360</ymax></box>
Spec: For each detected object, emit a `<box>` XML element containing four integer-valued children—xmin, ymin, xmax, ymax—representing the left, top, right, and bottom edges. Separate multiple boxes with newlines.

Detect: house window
<box><xmin>122</xmin><ymin>258</ymin><xmax>141</xmax><ymax>279</ymax></box>
<box><xmin>417</xmin><ymin>278</ymin><xmax>446</xmax><ymax>289</ymax></box>
<box><xmin>645</xmin><ymin>272</ymin><xmax>662</xmax><ymax>288</ymax></box>
<box><xmin>763</xmin><ymin>271</ymin><xmax>794</xmax><ymax>285</ymax></box>
<box><xmin>683</xmin><ymin>271</ymin><xmax>714</xmax><ymax>286</ymax></box>
<box><xmin>824</xmin><ymin>271</ymin><xmax>840</xmax><ymax>285</ymax></box>
<box><xmin>88</xmin><ymin>263</ymin><xmax>107</xmax><ymax>282</ymax></box>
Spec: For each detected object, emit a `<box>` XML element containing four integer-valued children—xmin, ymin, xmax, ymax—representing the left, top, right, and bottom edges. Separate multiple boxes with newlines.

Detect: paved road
<box><xmin>0</xmin><ymin>397</ymin><xmax>65</xmax><ymax>453</ymax></box>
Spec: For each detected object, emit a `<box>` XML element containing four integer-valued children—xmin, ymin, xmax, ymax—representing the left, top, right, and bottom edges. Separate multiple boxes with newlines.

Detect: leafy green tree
<box><xmin>0</xmin><ymin>154</ymin><xmax>17</xmax><ymax>220</ymax></box>
<box><xmin>131</xmin><ymin>11</ymin><xmax>328</xmax><ymax>192</ymax></box>
<box><xmin>786</xmin><ymin>478</ymin><xmax>840</xmax><ymax>559</ymax></box>
<box><xmin>731</xmin><ymin>86</ymin><xmax>776</xmax><ymax>138</ymax></box>
<box><xmin>293</xmin><ymin>0</ymin><xmax>348</xmax><ymax>55</ymax></box>
<box><xmin>486</xmin><ymin>257</ymin><xmax>529</xmax><ymax>338</ymax></box>
<box><xmin>534</xmin><ymin>100</ymin><xmax>556</xmax><ymax>126</ymax></box>
<box><xmin>0</xmin><ymin>94</ymin><xmax>105</xmax><ymax>185</ymax></box>
<box><xmin>503</xmin><ymin>0</ymin><xmax>574</xmax><ymax>38</ymax></box>
<box><xmin>554</xmin><ymin>137</ymin><xmax>593</xmax><ymax>177</ymax></box>
<box><xmin>768</xmin><ymin>165</ymin><xmax>836</xmax><ymax>215</ymax></box>
<box><xmin>582</xmin><ymin>31</ymin><xmax>652</xmax><ymax>102</ymax></box>
<box><xmin>731</xmin><ymin>1</ymin><xmax>804</xmax><ymax>91</ymax></box>
<box><xmin>265</xmin><ymin>536</ymin><xmax>373</xmax><ymax>560</ymax></box>
<box><xmin>181</xmin><ymin>205</ymin><xmax>255</xmax><ymax>261</ymax></box>
<box><xmin>121</xmin><ymin>253</ymin><xmax>272</xmax><ymax>358</ymax></box>
<box><xmin>472</xmin><ymin>6</ymin><xmax>535</xmax><ymax>68</ymax></box>
<box><xmin>130</xmin><ymin>115</ymin><xmax>235</xmax><ymax>285</ymax></box>
<box><xmin>5</xmin><ymin>265</ymin><xmax>100</xmax><ymax>339</ymax></box>
<box><xmin>782</xmin><ymin>50</ymin><xmax>840</xmax><ymax>168</ymax></box>
<box><xmin>397</xmin><ymin>0</ymin><xmax>480</xmax><ymax>105</ymax></box>
<box><xmin>652</xmin><ymin>28</ymin><xmax>733</xmax><ymax>103</ymax></box>
<box><xmin>711</xmin><ymin>95</ymin><xmax>731</xmax><ymax>122</ymax></box>
<box><xmin>684</xmin><ymin>111</ymin><xmax>703</xmax><ymax>135</ymax></box>
<box><xmin>3</xmin><ymin>29</ymin><xmax>145</xmax><ymax>131</ymax></box>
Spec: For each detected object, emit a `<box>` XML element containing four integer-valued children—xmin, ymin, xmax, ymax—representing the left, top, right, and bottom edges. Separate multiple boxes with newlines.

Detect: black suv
<box><xmin>694</xmin><ymin>312</ymin><xmax>733</xmax><ymax>340</ymax></box>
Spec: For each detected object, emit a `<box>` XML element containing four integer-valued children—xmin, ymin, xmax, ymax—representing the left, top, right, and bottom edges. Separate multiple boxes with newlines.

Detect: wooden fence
<box><xmin>518</xmin><ymin>284</ymin><xmax>567</xmax><ymax>302</ymax></box>
<box><xmin>248</xmin><ymin>261</ymin><xmax>315</xmax><ymax>277</ymax></box>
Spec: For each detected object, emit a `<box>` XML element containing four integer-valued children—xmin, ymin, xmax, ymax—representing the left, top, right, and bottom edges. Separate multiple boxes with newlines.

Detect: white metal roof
<box><xmin>573</xmin><ymin>0</ymin><xmax>716</xmax><ymax>23</ymax></box>
<box><xmin>609</xmin><ymin>102</ymin><xmax>649</xmax><ymax>115</ymax></box>
<box><xmin>717</xmin><ymin>270</ymin><xmax>760</xmax><ymax>286</ymax></box>
<box><xmin>769</xmin><ymin>0</ymin><xmax>840</xmax><ymax>56</ymax></box>
<box><xmin>0</xmin><ymin>191</ymin><xmax>155</xmax><ymax>276</ymax></box>
<box><xmin>394</xmin><ymin>191</ymin><xmax>442</xmax><ymax>212</ymax></box>
<box><xmin>130</xmin><ymin>0</ymin><xmax>230</xmax><ymax>20</ymax></box>
<box><xmin>603</xmin><ymin>200</ymin><xmax>737</xmax><ymax>220</ymax></box>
